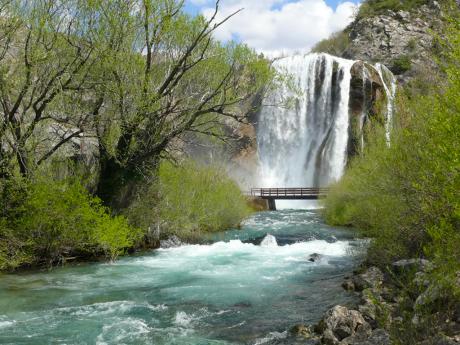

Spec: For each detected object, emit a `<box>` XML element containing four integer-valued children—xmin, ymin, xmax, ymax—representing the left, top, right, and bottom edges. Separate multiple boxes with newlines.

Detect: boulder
<box><xmin>260</xmin><ymin>234</ymin><xmax>278</xmax><ymax>247</ymax></box>
<box><xmin>342</xmin><ymin>278</ymin><xmax>355</xmax><ymax>291</ymax></box>
<box><xmin>159</xmin><ymin>235</ymin><xmax>184</xmax><ymax>248</ymax></box>
<box><xmin>316</xmin><ymin>306</ymin><xmax>371</xmax><ymax>344</ymax></box>
<box><xmin>326</xmin><ymin>235</ymin><xmax>338</xmax><ymax>244</ymax></box>
<box><xmin>290</xmin><ymin>324</ymin><xmax>315</xmax><ymax>339</ymax></box>
<box><xmin>392</xmin><ymin>258</ymin><xmax>432</xmax><ymax>273</ymax></box>
<box><xmin>352</xmin><ymin>267</ymin><xmax>384</xmax><ymax>291</ymax></box>
<box><xmin>309</xmin><ymin>253</ymin><xmax>322</xmax><ymax>262</ymax></box>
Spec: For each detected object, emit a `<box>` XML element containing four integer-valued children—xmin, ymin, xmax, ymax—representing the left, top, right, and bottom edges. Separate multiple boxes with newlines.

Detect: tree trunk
<box><xmin>96</xmin><ymin>156</ymin><xmax>141</xmax><ymax>211</ymax></box>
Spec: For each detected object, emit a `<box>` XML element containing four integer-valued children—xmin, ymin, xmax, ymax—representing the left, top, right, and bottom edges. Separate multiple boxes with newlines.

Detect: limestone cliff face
<box><xmin>343</xmin><ymin>1</ymin><xmax>445</xmax><ymax>83</ymax></box>
<box><xmin>348</xmin><ymin>61</ymin><xmax>387</xmax><ymax>157</ymax></box>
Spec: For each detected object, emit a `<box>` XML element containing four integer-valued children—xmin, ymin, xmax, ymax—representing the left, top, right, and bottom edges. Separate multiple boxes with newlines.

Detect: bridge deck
<box><xmin>249</xmin><ymin>188</ymin><xmax>329</xmax><ymax>200</ymax></box>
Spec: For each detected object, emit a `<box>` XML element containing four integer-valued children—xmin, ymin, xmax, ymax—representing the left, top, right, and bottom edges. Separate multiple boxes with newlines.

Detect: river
<box><xmin>0</xmin><ymin>209</ymin><xmax>362</xmax><ymax>345</ymax></box>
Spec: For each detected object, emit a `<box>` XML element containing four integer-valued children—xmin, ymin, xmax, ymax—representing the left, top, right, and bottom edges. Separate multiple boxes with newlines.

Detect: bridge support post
<box><xmin>268</xmin><ymin>198</ymin><xmax>276</xmax><ymax>211</ymax></box>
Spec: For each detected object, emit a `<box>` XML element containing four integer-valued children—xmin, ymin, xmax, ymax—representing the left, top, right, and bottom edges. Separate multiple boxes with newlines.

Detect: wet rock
<box><xmin>309</xmin><ymin>253</ymin><xmax>322</xmax><ymax>262</ymax></box>
<box><xmin>159</xmin><ymin>235</ymin><xmax>183</xmax><ymax>248</ymax></box>
<box><xmin>342</xmin><ymin>278</ymin><xmax>355</xmax><ymax>291</ymax></box>
<box><xmin>326</xmin><ymin>236</ymin><xmax>338</xmax><ymax>243</ymax></box>
<box><xmin>290</xmin><ymin>324</ymin><xmax>315</xmax><ymax>338</ymax></box>
<box><xmin>316</xmin><ymin>306</ymin><xmax>371</xmax><ymax>344</ymax></box>
<box><xmin>260</xmin><ymin>234</ymin><xmax>278</xmax><ymax>247</ymax></box>
<box><xmin>392</xmin><ymin>258</ymin><xmax>432</xmax><ymax>273</ymax></box>
<box><xmin>352</xmin><ymin>267</ymin><xmax>384</xmax><ymax>291</ymax></box>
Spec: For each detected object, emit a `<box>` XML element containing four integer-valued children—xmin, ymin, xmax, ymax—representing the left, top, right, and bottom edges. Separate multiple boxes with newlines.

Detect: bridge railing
<box><xmin>249</xmin><ymin>187</ymin><xmax>329</xmax><ymax>197</ymax></box>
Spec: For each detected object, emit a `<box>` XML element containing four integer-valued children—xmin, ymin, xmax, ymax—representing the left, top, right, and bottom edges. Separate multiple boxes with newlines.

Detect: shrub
<box><xmin>311</xmin><ymin>31</ymin><xmax>350</xmax><ymax>56</ymax></box>
<box><xmin>127</xmin><ymin>160</ymin><xmax>253</xmax><ymax>240</ymax></box>
<box><xmin>324</xmin><ymin>15</ymin><xmax>460</xmax><ymax>261</ymax></box>
<box><xmin>323</xmin><ymin>17</ymin><xmax>460</xmax><ymax>342</ymax></box>
<box><xmin>391</xmin><ymin>55</ymin><xmax>412</xmax><ymax>74</ymax></box>
<box><xmin>357</xmin><ymin>0</ymin><xmax>430</xmax><ymax>18</ymax></box>
<box><xmin>0</xmin><ymin>176</ymin><xmax>141</xmax><ymax>270</ymax></box>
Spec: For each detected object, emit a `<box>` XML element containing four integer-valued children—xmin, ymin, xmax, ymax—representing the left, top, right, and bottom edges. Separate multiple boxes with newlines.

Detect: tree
<box><xmin>94</xmin><ymin>0</ymin><xmax>273</xmax><ymax>208</ymax></box>
<box><xmin>0</xmin><ymin>0</ymin><xmax>111</xmax><ymax>177</ymax></box>
<box><xmin>0</xmin><ymin>0</ymin><xmax>274</xmax><ymax>209</ymax></box>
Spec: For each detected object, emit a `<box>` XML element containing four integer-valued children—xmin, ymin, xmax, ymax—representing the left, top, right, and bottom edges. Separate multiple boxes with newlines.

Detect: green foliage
<box><xmin>391</xmin><ymin>55</ymin><xmax>413</xmax><ymax>74</ymax></box>
<box><xmin>323</xmin><ymin>18</ymin><xmax>460</xmax><ymax>342</ymax></box>
<box><xmin>324</xmin><ymin>17</ymin><xmax>460</xmax><ymax>266</ymax></box>
<box><xmin>357</xmin><ymin>0</ymin><xmax>430</xmax><ymax>18</ymax></box>
<box><xmin>128</xmin><ymin>161</ymin><xmax>252</xmax><ymax>240</ymax></box>
<box><xmin>311</xmin><ymin>31</ymin><xmax>350</xmax><ymax>56</ymax></box>
<box><xmin>0</xmin><ymin>176</ymin><xmax>141</xmax><ymax>270</ymax></box>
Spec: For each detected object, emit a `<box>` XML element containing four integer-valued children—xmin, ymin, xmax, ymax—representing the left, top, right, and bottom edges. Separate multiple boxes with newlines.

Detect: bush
<box><xmin>357</xmin><ymin>0</ymin><xmax>430</xmax><ymax>18</ymax></box>
<box><xmin>0</xmin><ymin>176</ymin><xmax>142</xmax><ymax>270</ymax></box>
<box><xmin>128</xmin><ymin>160</ymin><xmax>253</xmax><ymax>240</ymax></box>
<box><xmin>324</xmin><ymin>13</ymin><xmax>460</xmax><ymax>264</ymax></box>
<box><xmin>391</xmin><ymin>55</ymin><xmax>412</xmax><ymax>74</ymax></box>
<box><xmin>311</xmin><ymin>31</ymin><xmax>350</xmax><ymax>56</ymax></box>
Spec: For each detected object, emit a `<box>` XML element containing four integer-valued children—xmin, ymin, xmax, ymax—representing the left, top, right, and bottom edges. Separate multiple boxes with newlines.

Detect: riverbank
<box><xmin>288</xmin><ymin>261</ymin><xmax>460</xmax><ymax>345</ymax></box>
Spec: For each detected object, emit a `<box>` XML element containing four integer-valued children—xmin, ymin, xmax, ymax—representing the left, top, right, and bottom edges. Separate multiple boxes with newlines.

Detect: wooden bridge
<box><xmin>249</xmin><ymin>188</ymin><xmax>329</xmax><ymax>210</ymax></box>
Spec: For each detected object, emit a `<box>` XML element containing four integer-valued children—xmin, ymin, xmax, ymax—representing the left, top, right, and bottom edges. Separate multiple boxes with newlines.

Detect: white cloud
<box><xmin>197</xmin><ymin>0</ymin><xmax>358</xmax><ymax>57</ymax></box>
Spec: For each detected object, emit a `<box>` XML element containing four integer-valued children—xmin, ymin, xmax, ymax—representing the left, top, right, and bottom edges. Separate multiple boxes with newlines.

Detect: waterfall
<box><xmin>257</xmin><ymin>53</ymin><xmax>355</xmax><ymax>190</ymax></box>
<box><xmin>374</xmin><ymin>63</ymin><xmax>397</xmax><ymax>145</ymax></box>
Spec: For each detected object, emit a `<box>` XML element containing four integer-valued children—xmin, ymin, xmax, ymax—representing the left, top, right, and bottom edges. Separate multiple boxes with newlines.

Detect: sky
<box><xmin>184</xmin><ymin>0</ymin><xmax>360</xmax><ymax>57</ymax></box>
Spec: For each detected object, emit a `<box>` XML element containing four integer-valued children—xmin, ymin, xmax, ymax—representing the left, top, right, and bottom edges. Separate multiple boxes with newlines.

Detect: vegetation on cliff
<box><xmin>324</xmin><ymin>14</ymin><xmax>460</xmax><ymax>344</ymax></box>
<box><xmin>357</xmin><ymin>0</ymin><xmax>431</xmax><ymax>18</ymax></box>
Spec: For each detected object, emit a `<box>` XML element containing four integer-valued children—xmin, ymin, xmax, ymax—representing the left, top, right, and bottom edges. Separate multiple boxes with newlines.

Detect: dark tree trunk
<box><xmin>97</xmin><ymin>156</ymin><xmax>141</xmax><ymax>211</ymax></box>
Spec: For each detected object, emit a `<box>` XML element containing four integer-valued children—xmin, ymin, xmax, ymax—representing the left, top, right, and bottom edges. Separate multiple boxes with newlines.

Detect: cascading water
<box><xmin>257</xmin><ymin>53</ymin><xmax>396</xmax><ymax>208</ymax></box>
<box><xmin>374</xmin><ymin>63</ymin><xmax>397</xmax><ymax>145</ymax></box>
<box><xmin>257</xmin><ymin>54</ymin><xmax>354</xmax><ymax>208</ymax></box>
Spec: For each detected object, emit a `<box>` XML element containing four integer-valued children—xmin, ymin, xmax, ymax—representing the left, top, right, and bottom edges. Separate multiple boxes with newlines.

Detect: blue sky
<box><xmin>183</xmin><ymin>0</ymin><xmax>360</xmax><ymax>56</ymax></box>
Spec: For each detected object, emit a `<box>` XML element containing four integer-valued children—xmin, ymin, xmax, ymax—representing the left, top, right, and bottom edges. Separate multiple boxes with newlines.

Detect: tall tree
<box><xmin>95</xmin><ymin>0</ymin><xmax>273</xmax><ymax>208</ymax></box>
<box><xmin>0</xmin><ymin>0</ymin><xmax>110</xmax><ymax>177</ymax></box>
<box><xmin>0</xmin><ymin>0</ymin><xmax>274</xmax><ymax>209</ymax></box>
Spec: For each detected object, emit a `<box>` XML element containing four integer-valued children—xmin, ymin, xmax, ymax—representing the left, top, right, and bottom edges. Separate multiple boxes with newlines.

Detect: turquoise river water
<box><xmin>0</xmin><ymin>210</ymin><xmax>362</xmax><ymax>345</ymax></box>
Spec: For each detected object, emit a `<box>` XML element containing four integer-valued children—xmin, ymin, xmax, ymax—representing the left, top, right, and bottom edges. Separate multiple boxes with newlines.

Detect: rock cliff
<box><xmin>343</xmin><ymin>0</ymin><xmax>447</xmax><ymax>83</ymax></box>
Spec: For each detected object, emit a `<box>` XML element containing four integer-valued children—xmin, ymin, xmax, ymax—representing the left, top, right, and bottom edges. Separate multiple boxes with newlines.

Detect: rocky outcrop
<box><xmin>315</xmin><ymin>305</ymin><xmax>372</xmax><ymax>344</ymax></box>
<box><xmin>159</xmin><ymin>235</ymin><xmax>184</xmax><ymax>248</ymax></box>
<box><xmin>348</xmin><ymin>61</ymin><xmax>387</xmax><ymax>156</ymax></box>
<box><xmin>343</xmin><ymin>0</ymin><xmax>445</xmax><ymax>83</ymax></box>
<box><xmin>342</xmin><ymin>266</ymin><xmax>384</xmax><ymax>292</ymax></box>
